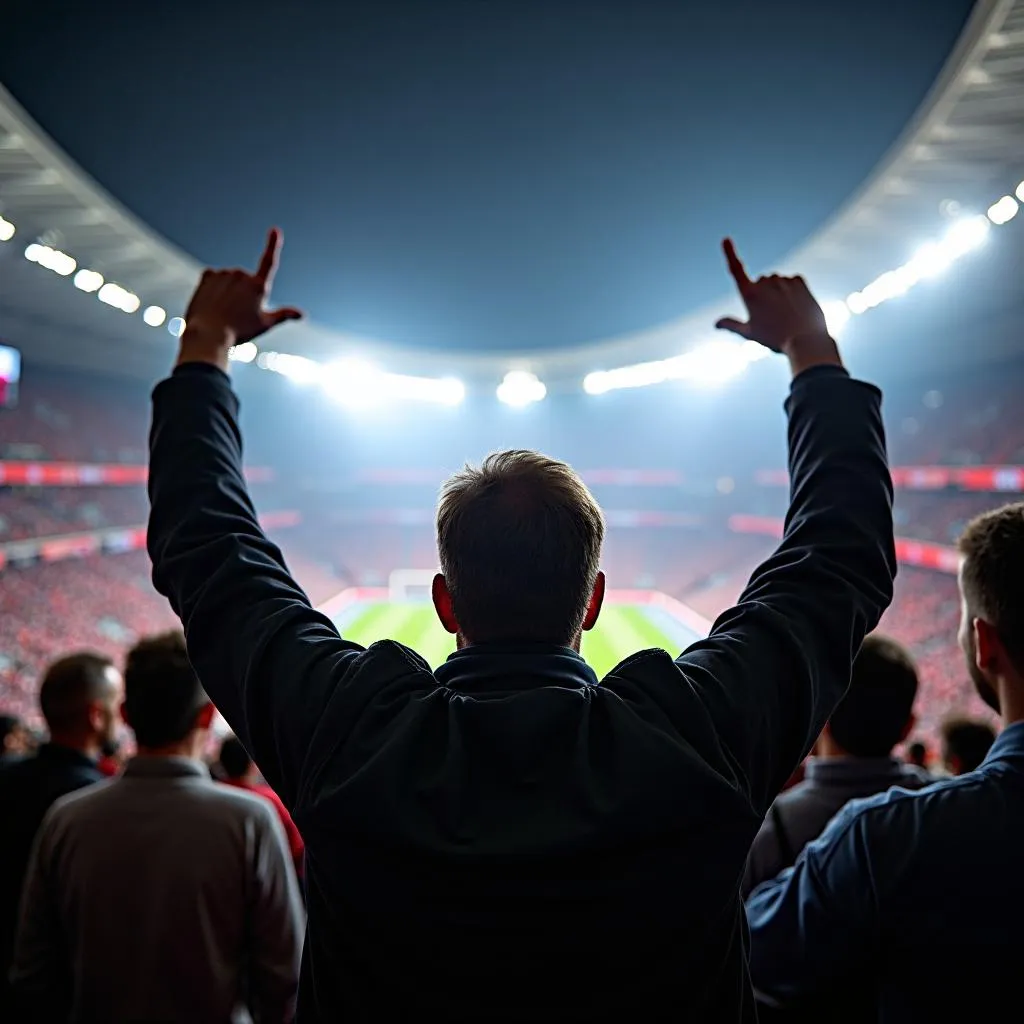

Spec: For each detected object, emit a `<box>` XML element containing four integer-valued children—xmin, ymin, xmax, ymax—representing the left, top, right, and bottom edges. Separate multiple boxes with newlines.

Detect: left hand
<box><xmin>177</xmin><ymin>229</ymin><xmax>304</xmax><ymax>367</ymax></box>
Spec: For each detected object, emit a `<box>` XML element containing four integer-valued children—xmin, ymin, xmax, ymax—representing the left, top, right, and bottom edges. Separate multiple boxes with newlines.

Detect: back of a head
<box><xmin>829</xmin><ymin>634</ymin><xmax>918</xmax><ymax>758</ymax></box>
<box><xmin>958</xmin><ymin>502</ymin><xmax>1024</xmax><ymax>675</ymax></box>
<box><xmin>124</xmin><ymin>631</ymin><xmax>208</xmax><ymax>749</ymax></box>
<box><xmin>39</xmin><ymin>652</ymin><xmax>117</xmax><ymax>736</ymax></box>
<box><xmin>941</xmin><ymin>717</ymin><xmax>997</xmax><ymax>775</ymax></box>
<box><xmin>218</xmin><ymin>735</ymin><xmax>252</xmax><ymax>780</ymax></box>
<box><xmin>436</xmin><ymin>450</ymin><xmax>605</xmax><ymax>643</ymax></box>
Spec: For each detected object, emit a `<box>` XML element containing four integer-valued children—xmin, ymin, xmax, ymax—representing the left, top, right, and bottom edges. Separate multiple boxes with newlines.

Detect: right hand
<box><xmin>714</xmin><ymin>239</ymin><xmax>830</xmax><ymax>354</ymax></box>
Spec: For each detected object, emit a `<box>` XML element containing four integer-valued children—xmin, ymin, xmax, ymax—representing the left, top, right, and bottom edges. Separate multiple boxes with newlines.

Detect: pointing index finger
<box><xmin>722</xmin><ymin>238</ymin><xmax>753</xmax><ymax>295</ymax></box>
<box><xmin>255</xmin><ymin>228</ymin><xmax>283</xmax><ymax>290</ymax></box>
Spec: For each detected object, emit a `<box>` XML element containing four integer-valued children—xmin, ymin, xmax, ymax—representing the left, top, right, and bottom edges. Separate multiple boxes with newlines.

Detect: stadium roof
<box><xmin>0</xmin><ymin>0</ymin><xmax>1022</xmax><ymax>388</ymax></box>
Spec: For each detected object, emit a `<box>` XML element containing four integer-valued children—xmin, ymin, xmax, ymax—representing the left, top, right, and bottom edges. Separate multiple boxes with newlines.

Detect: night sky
<box><xmin>4</xmin><ymin>0</ymin><xmax>973</xmax><ymax>352</ymax></box>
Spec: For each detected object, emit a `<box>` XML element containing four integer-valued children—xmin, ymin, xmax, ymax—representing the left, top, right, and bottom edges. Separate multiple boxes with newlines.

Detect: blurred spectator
<box><xmin>939</xmin><ymin>716</ymin><xmax>997</xmax><ymax>776</ymax></box>
<box><xmin>0</xmin><ymin>713</ymin><xmax>31</xmax><ymax>762</ymax></box>
<box><xmin>0</xmin><ymin>653</ymin><xmax>121</xmax><ymax>1007</ymax></box>
<box><xmin>746</xmin><ymin>503</ymin><xmax>1024</xmax><ymax>1021</ymax></box>
<box><xmin>906</xmin><ymin>739</ymin><xmax>928</xmax><ymax>770</ymax></box>
<box><xmin>743</xmin><ymin>634</ymin><xmax>931</xmax><ymax>895</ymax></box>
<box><xmin>11</xmin><ymin>631</ymin><xmax>303</xmax><ymax>1023</ymax></box>
<box><xmin>219</xmin><ymin>734</ymin><xmax>305</xmax><ymax>878</ymax></box>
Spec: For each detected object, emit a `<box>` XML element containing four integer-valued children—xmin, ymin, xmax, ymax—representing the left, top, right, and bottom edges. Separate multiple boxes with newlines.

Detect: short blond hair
<box><xmin>436</xmin><ymin>450</ymin><xmax>604</xmax><ymax>643</ymax></box>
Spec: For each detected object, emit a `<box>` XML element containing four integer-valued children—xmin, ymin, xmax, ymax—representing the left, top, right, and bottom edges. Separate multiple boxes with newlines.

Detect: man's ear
<box><xmin>195</xmin><ymin>703</ymin><xmax>216</xmax><ymax>731</ymax></box>
<box><xmin>975</xmin><ymin>618</ymin><xmax>1000</xmax><ymax>675</ymax></box>
<box><xmin>582</xmin><ymin>571</ymin><xmax>606</xmax><ymax>632</ymax></box>
<box><xmin>432</xmin><ymin>573</ymin><xmax>459</xmax><ymax>635</ymax></box>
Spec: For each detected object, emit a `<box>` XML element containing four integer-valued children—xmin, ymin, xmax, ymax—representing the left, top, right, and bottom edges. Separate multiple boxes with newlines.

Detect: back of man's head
<box><xmin>436</xmin><ymin>449</ymin><xmax>605</xmax><ymax>643</ymax></box>
<box><xmin>218</xmin><ymin>735</ymin><xmax>253</xmax><ymax>780</ymax></box>
<box><xmin>828</xmin><ymin>634</ymin><xmax>918</xmax><ymax>758</ymax></box>
<box><xmin>941</xmin><ymin>717</ymin><xmax>997</xmax><ymax>775</ymax></box>
<box><xmin>958</xmin><ymin>504</ymin><xmax>1024</xmax><ymax>703</ymax></box>
<box><xmin>39</xmin><ymin>652</ymin><xmax>118</xmax><ymax>738</ymax></box>
<box><xmin>124</xmin><ymin>632</ymin><xmax>210</xmax><ymax>749</ymax></box>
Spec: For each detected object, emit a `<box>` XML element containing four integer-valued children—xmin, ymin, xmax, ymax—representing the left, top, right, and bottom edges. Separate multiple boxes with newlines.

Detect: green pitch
<box><xmin>340</xmin><ymin>602</ymin><xmax>687</xmax><ymax>677</ymax></box>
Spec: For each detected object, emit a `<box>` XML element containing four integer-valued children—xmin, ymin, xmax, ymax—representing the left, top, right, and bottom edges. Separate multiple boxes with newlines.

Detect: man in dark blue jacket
<box><xmin>147</xmin><ymin>232</ymin><xmax>895</xmax><ymax>1022</ymax></box>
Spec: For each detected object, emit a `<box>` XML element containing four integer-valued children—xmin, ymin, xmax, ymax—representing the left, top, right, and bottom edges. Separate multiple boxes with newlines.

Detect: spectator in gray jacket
<box><xmin>743</xmin><ymin>634</ymin><xmax>931</xmax><ymax>895</ymax></box>
<box><xmin>11</xmin><ymin>631</ymin><xmax>304</xmax><ymax>1024</ymax></box>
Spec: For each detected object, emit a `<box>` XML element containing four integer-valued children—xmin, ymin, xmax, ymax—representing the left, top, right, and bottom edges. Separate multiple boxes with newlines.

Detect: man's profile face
<box><xmin>958</xmin><ymin>565</ymin><xmax>1000</xmax><ymax>713</ymax></box>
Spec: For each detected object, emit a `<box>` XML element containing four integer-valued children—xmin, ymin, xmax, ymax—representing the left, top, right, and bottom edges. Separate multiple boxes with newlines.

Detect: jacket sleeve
<box><xmin>148</xmin><ymin>363</ymin><xmax>367</xmax><ymax>808</ymax></box>
<box><xmin>675</xmin><ymin>366</ymin><xmax>895</xmax><ymax>814</ymax></box>
<box><xmin>745</xmin><ymin>798</ymin><xmax>877</xmax><ymax>1000</ymax></box>
<box><xmin>246</xmin><ymin>804</ymin><xmax>305</xmax><ymax>1023</ymax></box>
<box><xmin>9</xmin><ymin>819</ymin><xmax>72</xmax><ymax>1018</ymax></box>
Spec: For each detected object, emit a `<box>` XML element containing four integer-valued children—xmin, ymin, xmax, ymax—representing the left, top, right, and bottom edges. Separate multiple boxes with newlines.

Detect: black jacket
<box><xmin>0</xmin><ymin>744</ymin><xmax>103</xmax><ymax>997</ymax></box>
<box><xmin>148</xmin><ymin>362</ymin><xmax>894</xmax><ymax>1022</ymax></box>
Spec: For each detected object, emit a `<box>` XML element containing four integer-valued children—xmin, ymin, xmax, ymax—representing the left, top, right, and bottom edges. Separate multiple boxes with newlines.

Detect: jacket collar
<box><xmin>983</xmin><ymin>720</ymin><xmax>1024</xmax><ymax>767</ymax></box>
<box><xmin>123</xmin><ymin>756</ymin><xmax>209</xmax><ymax>780</ymax></box>
<box><xmin>804</xmin><ymin>755</ymin><xmax>921</xmax><ymax>786</ymax></box>
<box><xmin>435</xmin><ymin>642</ymin><xmax>599</xmax><ymax>692</ymax></box>
<box><xmin>37</xmin><ymin>742</ymin><xmax>99</xmax><ymax>771</ymax></box>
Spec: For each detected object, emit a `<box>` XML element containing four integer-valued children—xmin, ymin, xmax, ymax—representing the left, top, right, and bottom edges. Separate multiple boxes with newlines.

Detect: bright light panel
<box><xmin>25</xmin><ymin>244</ymin><xmax>76</xmax><ymax>276</ymax></box>
<box><xmin>987</xmin><ymin>195</ymin><xmax>1018</xmax><ymax>226</ymax></box>
<box><xmin>0</xmin><ymin>216</ymin><xmax>14</xmax><ymax>242</ymax></box>
<box><xmin>73</xmin><ymin>268</ymin><xmax>104</xmax><ymax>293</ymax></box>
<box><xmin>97</xmin><ymin>282</ymin><xmax>141</xmax><ymax>313</ymax></box>
<box><xmin>229</xmin><ymin>341</ymin><xmax>258</xmax><ymax>363</ymax></box>
<box><xmin>497</xmin><ymin>370</ymin><xmax>546</xmax><ymax>407</ymax></box>
<box><xmin>142</xmin><ymin>304</ymin><xmax>166</xmax><ymax>327</ymax></box>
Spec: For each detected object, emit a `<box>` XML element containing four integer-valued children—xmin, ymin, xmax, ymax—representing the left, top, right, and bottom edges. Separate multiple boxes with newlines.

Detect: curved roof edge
<box><xmin>0</xmin><ymin>0</ymin><xmax>1017</xmax><ymax>384</ymax></box>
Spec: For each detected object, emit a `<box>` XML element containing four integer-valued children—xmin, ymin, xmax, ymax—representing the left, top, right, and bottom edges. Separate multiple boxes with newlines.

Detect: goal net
<box><xmin>388</xmin><ymin>569</ymin><xmax>436</xmax><ymax>603</ymax></box>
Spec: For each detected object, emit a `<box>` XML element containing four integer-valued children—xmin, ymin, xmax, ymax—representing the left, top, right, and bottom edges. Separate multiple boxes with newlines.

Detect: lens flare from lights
<box><xmin>0</xmin><ymin>216</ymin><xmax>15</xmax><ymax>242</ymax></box>
<box><xmin>167</xmin><ymin>317</ymin><xmax>186</xmax><ymax>338</ymax></box>
<box><xmin>497</xmin><ymin>370</ymin><xmax>546</xmax><ymax>407</ymax></box>
<box><xmin>142</xmin><ymin>305</ymin><xmax>166</xmax><ymax>327</ymax></box>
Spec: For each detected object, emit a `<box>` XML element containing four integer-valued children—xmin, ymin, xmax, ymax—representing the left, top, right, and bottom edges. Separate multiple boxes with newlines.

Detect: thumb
<box><xmin>265</xmin><ymin>306</ymin><xmax>305</xmax><ymax>327</ymax></box>
<box><xmin>715</xmin><ymin>316</ymin><xmax>752</xmax><ymax>339</ymax></box>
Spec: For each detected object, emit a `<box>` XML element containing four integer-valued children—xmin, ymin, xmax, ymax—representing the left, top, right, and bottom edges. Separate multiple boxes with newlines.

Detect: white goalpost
<box><xmin>388</xmin><ymin>569</ymin><xmax>437</xmax><ymax>603</ymax></box>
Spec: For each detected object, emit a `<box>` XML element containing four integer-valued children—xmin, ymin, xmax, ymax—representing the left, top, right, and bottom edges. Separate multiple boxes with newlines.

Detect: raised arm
<box><xmin>675</xmin><ymin>241</ymin><xmax>896</xmax><ymax>814</ymax></box>
<box><xmin>148</xmin><ymin>231</ymin><xmax>366</xmax><ymax>807</ymax></box>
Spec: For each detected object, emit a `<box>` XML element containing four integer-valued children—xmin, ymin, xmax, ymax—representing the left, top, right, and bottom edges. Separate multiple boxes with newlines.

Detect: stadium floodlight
<box><xmin>941</xmin><ymin>214</ymin><xmax>990</xmax><ymax>259</ymax></box>
<box><xmin>846</xmin><ymin>290</ymin><xmax>869</xmax><ymax>315</ymax></box>
<box><xmin>142</xmin><ymin>304</ymin><xmax>166</xmax><ymax>327</ymax></box>
<box><xmin>25</xmin><ymin>243</ymin><xmax>76</xmax><ymax>276</ymax></box>
<box><xmin>1016</xmin><ymin>180</ymin><xmax>1024</xmax><ymax>203</ymax></box>
<box><xmin>97</xmin><ymin>282</ymin><xmax>141</xmax><ymax>313</ymax></box>
<box><xmin>167</xmin><ymin>317</ymin><xmax>186</xmax><ymax>338</ymax></box>
<box><xmin>321</xmin><ymin>358</ymin><xmax>465</xmax><ymax>407</ymax></box>
<box><xmin>679</xmin><ymin>340</ymin><xmax>752</xmax><ymax>385</ymax></box>
<box><xmin>388</xmin><ymin>373</ymin><xmax>465</xmax><ymax>406</ymax></box>
<box><xmin>229</xmin><ymin>341</ymin><xmax>258</xmax><ymax>363</ymax></box>
<box><xmin>821</xmin><ymin>299</ymin><xmax>851</xmax><ymax>336</ymax></box>
<box><xmin>0</xmin><ymin>215</ymin><xmax>14</xmax><ymax>242</ymax></box>
<box><xmin>73</xmin><ymin>268</ymin><xmax>104</xmax><ymax>293</ymax></box>
<box><xmin>497</xmin><ymin>370</ymin><xmax>546</xmax><ymax>407</ymax></box>
<box><xmin>987</xmin><ymin>195</ymin><xmax>1018</xmax><ymax>226</ymax></box>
